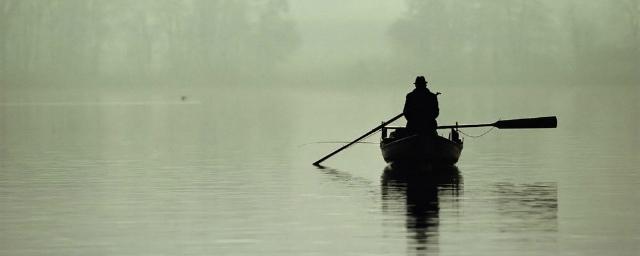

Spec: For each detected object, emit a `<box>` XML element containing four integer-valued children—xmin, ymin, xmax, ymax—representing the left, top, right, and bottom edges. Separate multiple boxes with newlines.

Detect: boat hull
<box><xmin>380</xmin><ymin>134</ymin><xmax>462</xmax><ymax>166</ymax></box>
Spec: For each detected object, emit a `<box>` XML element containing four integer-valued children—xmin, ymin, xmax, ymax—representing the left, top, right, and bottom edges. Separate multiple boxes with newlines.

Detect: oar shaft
<box><xmin>437</xmin><ymin>123</ymin><xmax>494</xmax><ymax>129</ymax></box>
<box><xmin>437</xmin><ymin>116</ymin><xmax>557</xmax><ymax>129</ymax></box>
<box><xmin>313</xmin><ymin>113</ymin><xmax>404</xmax><ymax>166</ymax></box>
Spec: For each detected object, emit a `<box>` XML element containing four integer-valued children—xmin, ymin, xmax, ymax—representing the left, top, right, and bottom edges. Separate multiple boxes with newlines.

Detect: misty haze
<box><xmin>1</xmin><ymin>1</ymin><xmax>639</xmax><ymax>255</ymax></box>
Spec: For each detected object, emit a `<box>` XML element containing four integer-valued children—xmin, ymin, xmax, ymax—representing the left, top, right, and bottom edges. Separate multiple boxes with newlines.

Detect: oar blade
<box><xmin>494</xmin><ymin>116</ymin><xmax>557</xmax><ymax>129</ymax></box>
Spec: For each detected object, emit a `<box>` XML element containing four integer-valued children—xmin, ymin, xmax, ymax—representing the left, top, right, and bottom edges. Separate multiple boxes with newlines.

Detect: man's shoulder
<box><xmin>425</xmin><ymin>89</ymin><xmax>439</xmax><ymax>98</ymax></box>
<box><xmin>408</xmin><ymin>88</ymin><xmax>435</xmax><ymax>96</ymax></box>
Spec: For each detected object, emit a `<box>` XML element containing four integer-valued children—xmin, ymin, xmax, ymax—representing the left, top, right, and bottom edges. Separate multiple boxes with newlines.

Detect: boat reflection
<box><xmin>381</xmin><ymin>164</ymin><xmax>462</xmax><ymax>254</ymax></box>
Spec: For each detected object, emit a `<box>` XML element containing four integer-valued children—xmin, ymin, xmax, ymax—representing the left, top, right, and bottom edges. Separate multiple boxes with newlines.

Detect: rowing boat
<box><xmin>380</xmin><ymin>127</ymin><xmax>463</xmax><ymax>166</ymax></box>
<box><xmin>312</xmin><ymin>115</ymin><xmax>555</xmax><ymax>167</ymax></box>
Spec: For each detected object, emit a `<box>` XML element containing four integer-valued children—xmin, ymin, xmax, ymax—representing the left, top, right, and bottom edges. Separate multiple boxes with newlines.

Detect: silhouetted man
<box><xmin>403</xmin><ymin>76</ymin><xmax>439</xmax><ymax>135</ymax></box>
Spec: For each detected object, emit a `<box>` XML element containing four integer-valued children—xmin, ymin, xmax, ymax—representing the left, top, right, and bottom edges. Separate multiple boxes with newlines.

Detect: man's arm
<box><xmin>432</xmin><ymin>94</ymin><xmax>439</xmax><ymax>119</ymax></box>
<box><xmin>403</xmin><ymin>94</ymin><xmax>413</xmax><ymax>121</ymax></box>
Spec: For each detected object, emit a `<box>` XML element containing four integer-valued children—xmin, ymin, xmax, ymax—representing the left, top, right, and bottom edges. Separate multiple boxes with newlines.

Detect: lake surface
<box><xmin>1</xmin><ymin>86</ymin><xmax>639</xmax><ymax>255</ymax></box>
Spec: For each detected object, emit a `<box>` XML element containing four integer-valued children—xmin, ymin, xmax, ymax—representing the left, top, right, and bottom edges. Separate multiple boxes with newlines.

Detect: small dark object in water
<box><xmin>181</xmin><ymin>96</ymin><xmax>187</xmax><ymax>101</ymax></box>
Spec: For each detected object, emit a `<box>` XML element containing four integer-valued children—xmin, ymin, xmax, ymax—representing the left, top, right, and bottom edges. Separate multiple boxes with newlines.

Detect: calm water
<box><xmin>1</xmin><ymin>86</ymin><xmax>639</xmax><ymax>255</ymax></box>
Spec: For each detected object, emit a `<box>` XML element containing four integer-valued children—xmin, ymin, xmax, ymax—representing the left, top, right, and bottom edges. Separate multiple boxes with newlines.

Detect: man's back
<box><xmin>403</xmin><ymin>82</ymin><xmax>439</xmax><ymax>134</ymax></box>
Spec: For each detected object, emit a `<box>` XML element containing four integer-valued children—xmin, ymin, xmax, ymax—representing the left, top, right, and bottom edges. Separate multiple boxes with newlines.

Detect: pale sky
<box><xmin>287</xmin><ymin>0</ymin><xmax>406</xmax><ymax>69</ymax></box>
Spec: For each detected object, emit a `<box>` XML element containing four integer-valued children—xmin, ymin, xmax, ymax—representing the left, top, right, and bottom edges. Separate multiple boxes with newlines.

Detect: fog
<box><xmin>0</xmin><ymin>0</ymin><xmax>638</xmax><ymax>95</ymax></box>
<box><xmin>1</xmin><ymin>3</ymin><xmax>639</xmax><ymax>254</ymax></box>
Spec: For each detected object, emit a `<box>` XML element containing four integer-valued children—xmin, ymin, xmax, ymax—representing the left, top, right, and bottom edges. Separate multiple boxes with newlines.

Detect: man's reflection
<box><xmin>381</xmin><ymin>164</ymin><xmax>462</xmax><ymax>253</ymax></box>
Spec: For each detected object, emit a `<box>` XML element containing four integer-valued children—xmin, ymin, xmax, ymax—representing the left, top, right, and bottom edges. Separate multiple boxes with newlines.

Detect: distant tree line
<box><xmin>1</xmin><ymin>0</ymin><xmax>637</xmax><ymax>89</ymax></box>
<box><xmin>0</xmin><ymin>0</ymin><xmax>299</xmax><ymax>88</ymax></box>
<box><xmin>388</xmin><ymin>0</ymin><xmax>640</xmax><ymax>86</ymax></box>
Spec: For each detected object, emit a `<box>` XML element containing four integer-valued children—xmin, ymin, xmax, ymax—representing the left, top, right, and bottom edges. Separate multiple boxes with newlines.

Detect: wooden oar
<box><xmin>437</xmin><ymin>116</ymin><xmax>557</xmax><ymax>129</ymax></box>
<box><xmin>312</xmin><ymin>113</ymin><xmax>404</xmax><ymax>166</ymax></box>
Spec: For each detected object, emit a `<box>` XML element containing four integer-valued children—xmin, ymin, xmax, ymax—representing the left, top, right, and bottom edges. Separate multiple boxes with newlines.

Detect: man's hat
<box><xmin>414</xmin><ymin>76</ymin><xmax>427</xmax><ymax>85</ymax></box>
